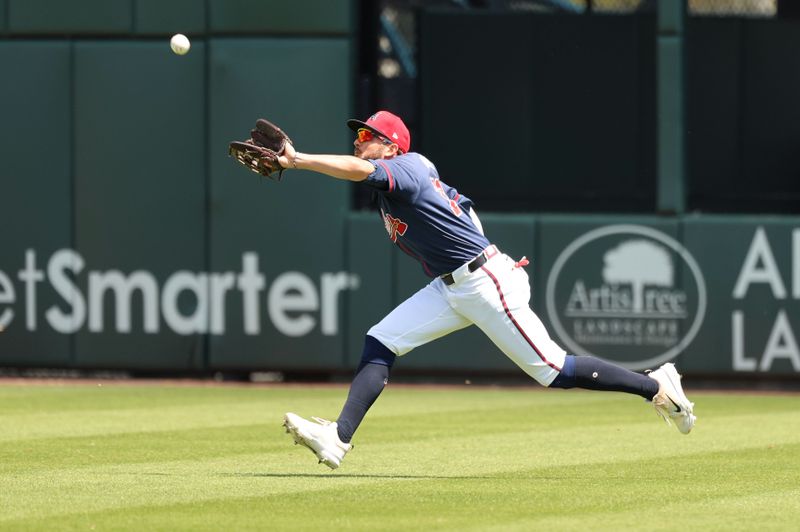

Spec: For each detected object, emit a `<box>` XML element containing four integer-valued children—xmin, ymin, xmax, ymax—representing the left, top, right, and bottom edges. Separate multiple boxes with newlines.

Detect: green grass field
<box><xmin>1</xmin><ymin>381</ymin><xmax>798</xmax><ymax>531</ymax></box>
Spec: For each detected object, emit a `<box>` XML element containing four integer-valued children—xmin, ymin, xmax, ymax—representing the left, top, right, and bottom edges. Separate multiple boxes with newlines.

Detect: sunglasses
<box><xmin>357</xmin><ymin>128</ymin><xmax>393</xmax><ymax>145</ymax></box>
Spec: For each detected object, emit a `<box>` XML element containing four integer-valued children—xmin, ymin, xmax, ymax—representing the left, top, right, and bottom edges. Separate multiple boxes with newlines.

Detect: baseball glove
<box><xmin>228</xmin><ymin>119</ymin><xmax>293</xmax><ymax>181</ymax></box>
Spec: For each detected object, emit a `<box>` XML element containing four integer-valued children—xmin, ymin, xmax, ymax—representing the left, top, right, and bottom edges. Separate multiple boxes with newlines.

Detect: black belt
<box><xmin>441</xmin><ymin>253</ymin><xmax>489</xmax><ymax>286</ymax></box>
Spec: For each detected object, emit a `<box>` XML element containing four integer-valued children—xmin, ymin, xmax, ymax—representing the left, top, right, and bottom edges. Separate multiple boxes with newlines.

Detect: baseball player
<box><xmin>266</xmin><ymin>111</ymin><xmax>695</xmax><ymax>469</ymax></box>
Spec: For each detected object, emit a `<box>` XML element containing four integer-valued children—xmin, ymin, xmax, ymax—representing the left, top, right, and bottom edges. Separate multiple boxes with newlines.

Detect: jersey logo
<box><xmin>382</xmin><ymin>210</ymin><xmax>408</xmax><ymax>242</ymax></box>
<box><xmin>432</xmin><ymin>178</ymin><xmax>463</xmax><ymax>217</ymax></box>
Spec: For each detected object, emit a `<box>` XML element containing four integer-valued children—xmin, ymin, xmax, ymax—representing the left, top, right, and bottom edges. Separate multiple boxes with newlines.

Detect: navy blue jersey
<box><xmin>362</xmin><ymin>152</ymin><xmax>490</xmax><ymax>277</ymax></box>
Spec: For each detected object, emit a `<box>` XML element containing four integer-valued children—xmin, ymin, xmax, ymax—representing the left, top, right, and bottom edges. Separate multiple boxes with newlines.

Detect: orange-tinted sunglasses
<box><xmin>357</xmin><ymin>128</ymin><xmax>393</xmax><ymax>145</ymax></box>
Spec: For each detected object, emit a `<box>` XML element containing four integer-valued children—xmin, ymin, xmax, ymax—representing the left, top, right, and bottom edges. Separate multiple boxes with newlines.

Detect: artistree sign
<box><xmin>546</xmin><ymin>225</ymin><xmax>707</xmax><ymax>370</ymax></box>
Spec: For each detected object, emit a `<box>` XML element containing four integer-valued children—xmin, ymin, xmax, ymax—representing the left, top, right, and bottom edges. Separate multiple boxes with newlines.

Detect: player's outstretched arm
<box><xmin>280</xmin><ymin>142</ymin><xmax>371</xmax><ymax>182</ymax></box>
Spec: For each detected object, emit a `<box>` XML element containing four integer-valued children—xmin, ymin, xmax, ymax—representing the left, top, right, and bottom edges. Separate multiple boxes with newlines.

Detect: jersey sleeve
<box><xmin>361</xmin><ymin>155</ymin><xmax>421</xmax><ymax>198</ymax></box>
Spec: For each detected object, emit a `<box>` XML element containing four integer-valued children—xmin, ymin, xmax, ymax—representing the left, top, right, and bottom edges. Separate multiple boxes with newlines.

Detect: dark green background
<box><xmin>0</xmin><ymin>2</ymin><xmax>798</xmax><ymax>378</ymax></box>
<box><xmin>0</xmin><ymin>1</ymin><xmax>355</xmax><ymax>371</ymax></box>
<box><xmin>0</xmin><ymin>42</ymin><xmax>72</xmax><ymax>366</ymax></box>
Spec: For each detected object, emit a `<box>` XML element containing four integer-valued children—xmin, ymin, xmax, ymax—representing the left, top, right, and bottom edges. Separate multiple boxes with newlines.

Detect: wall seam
<box><xmin>202</xmin><ymin>0</ymin><xmax>211</xmax><ymax>372</ymax></box>
<box><xmin>69</xmin><ymin>38</ymin><xmax>77</xmax><ymax>366</ymax></box>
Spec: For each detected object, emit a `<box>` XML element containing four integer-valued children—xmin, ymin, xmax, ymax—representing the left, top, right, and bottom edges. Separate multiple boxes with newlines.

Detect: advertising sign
<box><xmin>545</xmin><ymin>224</ymin><xmax>706</xmax><ymax>370</ymax></box>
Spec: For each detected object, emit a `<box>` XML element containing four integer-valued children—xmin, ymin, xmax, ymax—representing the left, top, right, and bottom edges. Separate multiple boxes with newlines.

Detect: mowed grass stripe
<box><xmin>0</xmin><ymin>392</ymin><xmax>672</xmax><ymax>469</ymax></box>
<box><xmin>0</xmin><ymin>385</ymin><xmax>614</xmax><ymax>441</ymax></box>
<box><xmin>5</xmin><ymin>444</ymin><xmax>799</xmax><ymax>531</ymax></box>
<box><xmin>465</xmin><ymin>490</ymin><xmax>800</xmax><ymax>532</ymax></box>
<box><xmin>1</xmin><ymin>385</ymin><xmax>799</xmax><ymax>530</ymax></box>
<box><xmin>6</xmin><ymin>389</ymin><xmax>787</xmax><ymax>474</ymax></box>
<box><xmin>0</xmin><ymin>425</ymin><xmax>275</xmax><ymax>473</ymax></box>
<box><xmin>0</xmin><ymin>453</ymin><xmax>393</xmax><ymax>523</ymax></box>
<box><xmin>4</xmin><ymin>407</ymin><xmax>797</xmax><ymax>482</ymax></box>
<box><xmin>340</xmin><ymin>410</ymin><xmax>800</xmax><ymax>478</ymax></box>
<box><xmin>0</xmin><ymin>385</ymin><xmax>317</xmax><ymax>413</ymax></box>
<box><xmin>5</xmin><ymin>384</ymin><xmax>783</xmax><ymax>443</ymax></box>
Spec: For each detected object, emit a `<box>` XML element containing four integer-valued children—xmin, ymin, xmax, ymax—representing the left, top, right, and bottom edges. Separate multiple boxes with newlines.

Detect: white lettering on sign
<box><xmin>209</xmin><ymin>272</ymin><xmax>236</xmax><ymax>335</ymax></box>
<box><xmin>45</xmin><ymin>249</ymin><xmax>86</xmax><ymax>334</ymax></box>
<box><xmin>733</xmin><ymin>310</ymin><xmax>800</xmax><ymax>372</ymax></box>
<box><xmin>88</xmin><ymin>270</ymin><xmax>159</xmax><ymax>333</ymax></box>
<box><xmin>268</xmin><ymin>272</ymin><xmax>319</xmax><ymax>337</ymax></box>
<box><xmin>18</xmin><ymin>250</ymin><xmax>44</xmax><ymax>330</ymax></box>
<box><xmin>0</xmin><ymin>270</ymin><xmax>15</xmax><ymax>330</ymax></box>
<box><xmin>733</xmin><ymin>227</ymin><xmax>787</xmax><ymax>299</ymax></box>
<box><xmin>162</xmin><ymin>271</ymin><xmax>209</xmax><ymax>335</ymax></box>
<box><xmin>321</xmin><ymin>272</ymin><xmax>360</xmax><ymax>335</ymax></box>
<box><xmin>794</xmin><ymin>229</ymin><xmax>800</xmax><ymax>299</ymax></box>
<box><xmin>238</xmin><ymin>253</ymin><xmax>265</xmax><ymax>335</ymax></box>
<box><xmin>0</xmin><ymin>249</ymin><xmax>359</xmax><ymax>337</ymax></box>
<box><xmin>731</xmin><ymin>227</ymin><xmax>800</xmax><ymax>373</ymax></box>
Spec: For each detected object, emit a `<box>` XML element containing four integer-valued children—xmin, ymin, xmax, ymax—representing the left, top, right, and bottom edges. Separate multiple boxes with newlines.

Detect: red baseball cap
<box><xmin>347</xmin><ymin>110</ymin><xmax>410</xmax><ymax>154</ymax></box>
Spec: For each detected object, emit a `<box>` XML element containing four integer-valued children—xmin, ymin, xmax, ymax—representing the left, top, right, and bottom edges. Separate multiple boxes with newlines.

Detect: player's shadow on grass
<box><xmin>224</xmin><ymin>472</ymin><xmax>485</xmax><ymax>479</ymax></box>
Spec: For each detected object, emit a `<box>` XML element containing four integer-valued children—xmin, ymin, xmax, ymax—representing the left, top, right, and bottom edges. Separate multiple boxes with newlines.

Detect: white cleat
<box><xmin>283</xmin><ymin>412</ymin><xmax>352</xmax><ymax>469</ymax></box>
<box><xmin>647</xmin><ymin>363</ymin><xmax>696</xmax><ymax>434</ymax></box>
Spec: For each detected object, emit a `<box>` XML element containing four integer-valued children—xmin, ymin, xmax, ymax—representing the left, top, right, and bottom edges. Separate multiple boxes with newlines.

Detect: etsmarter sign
<box><xmin>0</xmin><ymin>249</ymin><xmax>359</xmax><ymax>337</ymax></box>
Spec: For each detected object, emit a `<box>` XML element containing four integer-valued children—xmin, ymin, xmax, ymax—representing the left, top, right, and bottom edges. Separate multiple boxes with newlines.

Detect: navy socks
<box><xmin>336</xmin><ymin>347</ymin><xmax>661</xmax><ymax>443</ymax></box>
<box><xmin>336</xmin><ymin>362</ymin><xmax>390</xmax><ymax>443</ymax></box>
<box><xmin>336</xmin><ymin>336</ymin><xmax>396</xmax><ymax>443</ymax></box>
<box><xmin>550</xmin><ymin>354</ymin><xmax>659</xmax><ymax>400</ymax></box>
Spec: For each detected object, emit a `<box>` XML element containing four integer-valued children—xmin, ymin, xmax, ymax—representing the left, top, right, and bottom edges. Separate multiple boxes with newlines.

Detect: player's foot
<box><xmin>647</xmin><ymin>363</ymin><xmax>696</xmax><ymax>434</ymax></box>
<box><xmin>283</xmin><ymin>412</ymin><xmax>352</xmax><ymax>469</ymax></box>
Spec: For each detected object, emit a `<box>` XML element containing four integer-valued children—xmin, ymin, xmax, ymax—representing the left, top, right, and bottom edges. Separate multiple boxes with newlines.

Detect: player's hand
<box><xmin>279</xmin><ymin>142</ymin><xmax>297</xmax><ymax>169</ymax></box>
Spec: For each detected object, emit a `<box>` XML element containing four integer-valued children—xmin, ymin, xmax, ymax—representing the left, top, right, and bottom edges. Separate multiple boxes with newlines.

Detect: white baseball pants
<box><xmin>367</xmin><ymin>247</ymin><xmax>567</xmax><ymax>386</ymax></box>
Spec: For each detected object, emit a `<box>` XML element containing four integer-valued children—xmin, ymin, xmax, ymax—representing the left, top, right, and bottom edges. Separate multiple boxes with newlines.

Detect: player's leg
<box><xmin>365</xmin><ymin>278</ymin><xmax>472</xmax><ymax>357</ymax></box>
<box><xmin>529</xmin><ymin>349</ymin><xmax>696</xmax><ymax>434</ymax></box>
<box><xmin>283</xmin><ymin>335</ymin><xmax>396</xmax><ymax>469</ymax></box>
<box><xmin>285</xmin><ymin>278</ymin><xmax>471</xmax><ymax>468</ymax></box>
<box><xmin>335</xmin><ymin>279</ymin><xmax>472</xmax><ymax>442</ymax></box>
<box><xmin>553</xmin><ymin>357</ymin><xmax>697</xmax><ymax>434</ymax></box>
<box><xmin>549</xmin><ymin>353</ymin><xmax>658</xmax><ymax>399</ymax></box>
<box><xmin>451</xmin><ymin>254</ymin><xmax>649</xmax><ymax>395</ymax></box>
<box><xmin>448</xmin><ymin>254</ymin><xmax>566</xmax><ymax>386</ymax></box>
<box><xmin>335</xmin><ymin>335</ymin><xmax>395</xmax><ymax>443</ymax></box>
<box><xmin>450</xmin><ymin>253</ymin><xmax>694</xmax><ymax>432</ymax></box>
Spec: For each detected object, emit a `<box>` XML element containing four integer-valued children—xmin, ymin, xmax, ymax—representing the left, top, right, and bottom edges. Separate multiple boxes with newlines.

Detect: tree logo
<box><xmin>545</xmin><ymin>225</ymin><xmax>706</xmax><ymax>370</ymax></box>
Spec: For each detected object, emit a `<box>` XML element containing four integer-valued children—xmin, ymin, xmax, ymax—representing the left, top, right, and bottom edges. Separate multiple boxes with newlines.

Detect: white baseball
<box><xmin>170</xmin><ymin>34</ymin><xmax>191</xmax><ymax>55</ymax></box>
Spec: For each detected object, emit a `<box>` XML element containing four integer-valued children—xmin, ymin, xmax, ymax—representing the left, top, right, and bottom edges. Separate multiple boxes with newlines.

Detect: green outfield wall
<box><xmin>1</xmin><ymin>2</ymin><xmax>798</xmax><ymax>380</ymax></box>
<box><xmin>345</xmin><ymin>214</ymin><xmax>800</xmax><ymax>377</ymax></box>
<box><xmin>0</xmin><ymin>0</ymin><xmax>356</xmax><ymax>372</ymax></box>
<box><xmin>5</xmin><ymin>206</ymin><xmax>799</xmax><ymax>377</ymax></box>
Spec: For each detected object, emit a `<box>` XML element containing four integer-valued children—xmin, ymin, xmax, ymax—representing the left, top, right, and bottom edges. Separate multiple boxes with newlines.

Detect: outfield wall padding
<box><xmin>0</xmin><ymin>41</ymin><xmax>72</xmax><ymax>366</ymax></box>
<box><xmin>1</xmin><ymin>4</ymin><xmax>799</xmax><ymax>380</ymax></box>
<box><xmin>206</xmin><ymin>38</ymin><xmax>353</xmax><ymax>371</ymax></box>
<box><xmin>71</xmin><ymin>41</ymin><xmax>208</xmax><ymax>370</ymax></box>
<box><xmin>8</xmin><ymin>0</ymin><xmax>133</xmax><ymax>34</ymax></box>
<box><xmin>5</xmin><ymin>0</ymin><xmax>353</xmax><ymax>35</ymax></box>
